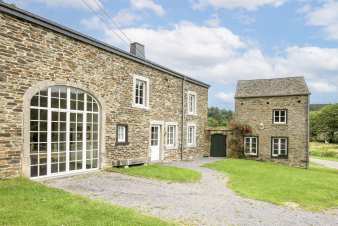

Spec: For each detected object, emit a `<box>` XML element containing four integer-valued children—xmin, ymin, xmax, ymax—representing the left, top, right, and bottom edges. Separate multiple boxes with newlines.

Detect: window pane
<box><xmin>31</xmin><ymin>96</ymin><xmax>39</xmax><ymax>106</ymax></box>
<box><xmin>40</xmin><ymin>110</ymin><xmax>47</xmax><ymax>121</ymax></box>
<box><xmin>51</xmin><ymin>98</ymin><xmax>59</xmax><ymax>108</ymax></box>
<box><xmin>30</xmin><ymin>121</ymin><xmax>39</xmax><ymax>131</ymax></box>
<box><xmin>40</xmin><ymin>96</ymin><xmax>48</xmax><ymax>108</ymax></box>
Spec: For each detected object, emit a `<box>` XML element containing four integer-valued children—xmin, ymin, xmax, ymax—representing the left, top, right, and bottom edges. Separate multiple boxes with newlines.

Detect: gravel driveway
<box><xmin>311</xmin><ymin>157</ymin><xmax>338</xmax><ymax>170</ymax></box>
<box><xmin>45</xmin><ymin>158</ymin><xmax>338</xmax><ymax>226</ymax></box>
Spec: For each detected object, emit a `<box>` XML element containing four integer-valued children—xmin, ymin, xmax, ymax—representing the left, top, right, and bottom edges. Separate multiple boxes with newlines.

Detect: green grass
<box><xmin>110</xmin><ymin>164</ymin><xmax>201</xmax><ymax>183</ymax></box>
<box><xmin>310</xmin><ymin>142</ymin><xmax>338</xmax><ymax>161</ymax></box>
<box><xmin>0</xmin><ymin>178</ymin><xmax>175</xmax><ymax>226</ymax></box>
<box><xmin>204</xmin><ymin>159</ymin><xmax>338</xmax><ymax>211</ymax></box>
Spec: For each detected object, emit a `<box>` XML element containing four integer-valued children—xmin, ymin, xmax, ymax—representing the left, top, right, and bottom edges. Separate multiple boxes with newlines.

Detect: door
<box><xmin>210</xmin><ymin>134</ymin><xmax>226</xmax><ymax>157</ymax></box>
<box><xmin>150</xmin><ymin>125</ymin><xmax>161</xmax><ymax>161</ymax></box>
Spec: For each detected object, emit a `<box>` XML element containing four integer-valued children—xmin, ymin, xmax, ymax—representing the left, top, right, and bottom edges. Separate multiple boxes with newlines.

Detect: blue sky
<box><xmin>6</xmin><ymin>0</ymin><xmax>338</xmax><ymax>109</ymax></box>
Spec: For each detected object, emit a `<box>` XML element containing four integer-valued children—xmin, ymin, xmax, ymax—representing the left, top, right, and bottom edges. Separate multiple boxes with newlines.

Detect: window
<box><xmin>244</xmin><ymin>137</ymin><xmax>258</xmax><ymax>156</ymax></box>
<box><xmin>133</xmin><ymin>75</ymin><xmax>149</xmax><ymax>109</ymax></box>
<box><xmin>273</xmin><ymin>110</ymin><xmax>287</xmax><ymax>124</ymax></box>
<box><xmin>30</xmin><ymin>86</ymin><xmax>99</xmax><ymax>178</ymax></box>
<box><xmin>116</xmin><ymin>124</ymin><xmax>128</xmax><ymax>145</ymax></box>
<box><xmin>187</xmin><ymin>124</ymin><xmax>196</xmax><ymax>147</ymax></box>
<box><xmin>187</xmin><ymin>91</ymin><xmax>197</xmax><ymax>115</ymax></box>
<box><xmin>272</xmin><ymin>137</ymin><xmax>288</xmax><ymax>158</ymax></box>
<box><xmin>166</xmin><ymin>124</ymin><xmax>177</xmax><ymax>149</ymax></box>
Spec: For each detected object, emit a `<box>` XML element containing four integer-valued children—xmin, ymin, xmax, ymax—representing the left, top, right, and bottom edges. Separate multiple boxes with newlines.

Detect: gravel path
<box><xmin>45</xmin><ymin>158</ymin><xmax>338</xmax><ymax>226</ymax></box>
<box><xmin>311</xmin><ymin>157</ymin><xmax>338</xmax><ymax>170</ymax></box>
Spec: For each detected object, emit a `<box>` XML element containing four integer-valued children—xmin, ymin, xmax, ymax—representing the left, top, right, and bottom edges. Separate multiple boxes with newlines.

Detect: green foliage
<box><xmin>310</xmin><ymin>142</ymin><xmax>338</xmax><ymax>161</ymax></box>
<box><xmin>310</xmin><ymin>104</ymin><xmax>329</xmax><ymax>111</ymax></box>
<box><xmin>204</xmin><ymin>159</ymin><xmax>338</xmax><ymax>211</ymax></box>
<box><xmin>0</xmin><ymin>178</ymin><xmax>174</xmax><ymax>226</ymax></box>
<box><xmin>110</xmin><ymin>164</ymin><xmax>201</xmax><ymax>183</ymax></box>
<box><xmin>310</xmin><ymin>104</ymin><xmax>338</xmax><ymax>143</ymax></box>
<box><xmin>208</xmin><ymin>107</ymin><xmax>233</xmax><ymax>128</ymax></box>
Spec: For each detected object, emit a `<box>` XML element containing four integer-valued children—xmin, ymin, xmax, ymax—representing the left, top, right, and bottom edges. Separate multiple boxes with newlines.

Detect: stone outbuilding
<box><xmin>234</xmin><ymin>77</ymin><xmax>310</xmax><ymax>167</ymax></box>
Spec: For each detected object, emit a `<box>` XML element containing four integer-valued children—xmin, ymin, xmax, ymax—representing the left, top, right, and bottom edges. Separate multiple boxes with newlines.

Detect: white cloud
<box><xmin>215</xmin><ymin>92</ymin><xmax>234</xmax><ymax>102</ymax></box>
<box><xmin>82</xmin><ymin>20</ymin><xmax>338</xmax><ymax>96</ymax></box>
<box><xmin>13</xmin><ymin>0</ymin><xmax>102</xmax><ymax>11</ymax></box>
<box><xmin>192</xmin><ymin>0</ymin><xmax>286</xmax><ymax>11</ymax></box>
<box><xmin>130</xmin><ymin>0</ymin><xmax>165</xmax><ymax>16</ymax></box>
<box><xmin>304</xmin><ymin>0</ymin><xmax>338</xmax><ymax>41</ymax></box>
<box><xmin>308</xmin><ymin>81</ymin><xmax>337</xmax><ymax>93</ymax></box>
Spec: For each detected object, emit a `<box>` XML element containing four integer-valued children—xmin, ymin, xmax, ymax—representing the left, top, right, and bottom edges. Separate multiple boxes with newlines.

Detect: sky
<box><xmin>5</xmin><ymin>0</ymin><xmax>338</xmax><ymax>109</ymax></box>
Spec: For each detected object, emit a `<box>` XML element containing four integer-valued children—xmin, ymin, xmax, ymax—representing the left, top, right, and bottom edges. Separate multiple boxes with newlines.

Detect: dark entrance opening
<box><xmin>210</xmin><ymin>134</ymin><xmax>226</xmax><ymax>157</ymax></box>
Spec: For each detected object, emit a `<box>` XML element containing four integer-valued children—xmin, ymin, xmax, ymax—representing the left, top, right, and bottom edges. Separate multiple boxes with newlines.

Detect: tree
<box><xmin>208</xmin><ymin>107</ymin><xmax>233</xmax><ymax>128</ymax></box>
<box><xmin>309</xmin><ymin>111</ymin><xmax>320</xmax><ymax>140</ymax></box>
<box><xmin>314</xmin><ymin>104</ymin><xmax>338</xmax><ymax>143</ymax></box>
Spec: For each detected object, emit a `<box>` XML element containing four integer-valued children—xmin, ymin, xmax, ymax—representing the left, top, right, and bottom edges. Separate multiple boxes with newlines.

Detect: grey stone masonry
<box><xmin>0</xmin><ymin>3</ymin><xmax>209</xmax><ymax>178</ymax></box>
<box><xmin>234</xmin><ymin>77</ymin><xmax>310</xmax><ymax>168</ymax></box>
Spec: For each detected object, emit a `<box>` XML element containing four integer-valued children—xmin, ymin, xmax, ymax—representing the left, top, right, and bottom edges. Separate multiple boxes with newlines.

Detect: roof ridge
<box><xmin>238</xmin><ymin>76</ymin><xmax>305</xmax><ymax>82</ymax></box>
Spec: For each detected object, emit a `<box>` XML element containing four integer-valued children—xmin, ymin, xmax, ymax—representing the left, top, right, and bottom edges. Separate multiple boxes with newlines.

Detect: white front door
<box><xmin>150</xmin><ymin>125</ymin><xmax>160</xmax><ymax>161</ymax></box>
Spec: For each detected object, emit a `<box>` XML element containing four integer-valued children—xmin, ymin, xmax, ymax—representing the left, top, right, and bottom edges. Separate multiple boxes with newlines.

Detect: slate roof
<box><xmin>0</xmin><ymin>2</ymin><xmax>210</xmax><ymax>88</ymax></box>
<box><xmin>235</xmin><ymin>76</ymin><xmax>310</xmax><ymax>98</ymax></box>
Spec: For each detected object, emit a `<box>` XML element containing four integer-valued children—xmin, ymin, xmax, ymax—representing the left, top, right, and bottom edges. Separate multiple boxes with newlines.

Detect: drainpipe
<box><xmin>181</xmin><ymin>78</ymin><xmax>186</xmax><ymax>160</ymax></box>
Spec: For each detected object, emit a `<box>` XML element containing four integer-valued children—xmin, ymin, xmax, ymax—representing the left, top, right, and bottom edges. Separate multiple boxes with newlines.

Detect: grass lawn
<box><xmin>204</xmin><ymin>159</ymin><xmax>338</xmax><ymax>211</ymax></box>
<box><xmin>310</xmin><ymin>142</ymin><xmax>338</xmax><ymax>162</ymax></box>
<box><xmin>0</xmin><ymin>178</ymin><xmax>174</xmax><ymax>226</ymax></box>
<box><xmin>110</xmin><ymin>164</ymin><xmax>201</xmax><ymax>183</ymax></box>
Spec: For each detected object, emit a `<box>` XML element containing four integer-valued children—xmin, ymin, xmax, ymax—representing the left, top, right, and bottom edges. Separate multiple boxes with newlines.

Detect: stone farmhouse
<box><xmin>0</xmin><ymin>3</ymin><xmax>209</xmax><ymax>178</ymax></box>
<box><xmin>0</xmin><ymin>3</ymin><xmax>310</xmax><ymax>179</ymax></box>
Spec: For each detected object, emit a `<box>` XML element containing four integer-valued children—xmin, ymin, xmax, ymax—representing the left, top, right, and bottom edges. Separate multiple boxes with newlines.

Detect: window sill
<box><xmin>272</xmin><ymin>123</ymin><xmax>287</xmax><ymax>125</ymax></box>
<box><xmin>187</xmin><ymin>113</ymin><xmax>197</xmax><ymax>116</ymax></box>
<box><xmin>245</xmin><ymin>153</ymin><xmax>258</xmax><ymax>157</ymax></box>
<box><xmin>186</xmin><ymin>144</ymin><xmax>197</xmax><ymax>148</ymax></box>
<box><xmin>116</xmin><ymin>142</ymin><xmax>129</xmax><ymax>146</ymax></box>
<box><xmin>166</xmin><ymin>146</ymin><xmax>178</xmax><ymax>150</ymax></box>
<box><xmin>132</xmin><ymin>103</ymin><xmax>150</xmax><ymax>110</ymax></box>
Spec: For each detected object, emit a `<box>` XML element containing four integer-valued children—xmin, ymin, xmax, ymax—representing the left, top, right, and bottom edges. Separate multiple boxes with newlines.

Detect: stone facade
<box><xmin>0</xmin><ymin>5</ymin><xmax>208</xmax><ymax>178</ymax></box>
<box><xmin>234</xmin><ymin>95</ymin><xmax>310</xmax><ymax>167</ymax></box>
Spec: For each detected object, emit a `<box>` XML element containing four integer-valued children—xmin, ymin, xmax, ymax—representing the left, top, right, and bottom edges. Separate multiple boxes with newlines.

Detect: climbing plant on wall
<box><xmin>228</xmin><ymin>121</ymin><xmax>252</xmax><ymax>158</ymax></box>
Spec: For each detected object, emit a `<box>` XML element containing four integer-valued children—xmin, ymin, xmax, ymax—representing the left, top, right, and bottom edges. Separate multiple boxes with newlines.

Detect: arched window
<box><xmin>30</xmin><ymin>86</ymin><xmax>100</xmax><ymax>178</ymax></box>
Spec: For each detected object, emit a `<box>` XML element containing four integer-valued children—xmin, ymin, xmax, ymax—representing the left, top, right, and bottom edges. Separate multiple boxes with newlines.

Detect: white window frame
<box><xmin>272</xmin><ymin>137</ymin><xmax>288</xmax><ymax>157</ymax></box>
<box><xmin>132</xmin><ymin>74</ymin><xmax>150</xmax><ymax>109</ymax></box>
<box><xmin>244</xmin><ymin>136</ymin><xmax>258</xmax><ymax>156</ymax></box>
<box><xmin>117</xmin><ymin>125</ymin><xmax>127</xmax><ymax>143</ymax></box>
<box><xmin>273</xmin><ymin>109</ymin><xmax>287</xmax><ymax>124</ymax></box>
<box><xmin>29</xmin><ymin>86</ymin><xmax>100</xmax><ymax>179</ymax></box>
<box><xmin>166</xmin><ymin>122</ymin><xmax>178</xmax><ymax>149</ymax></box>
<box><xmin>187</xmin><ymin>91</ymin><xmax>197</xmax><ymax>115</ymax></box>
<box><xmin>187</xmin><ymin>123</ymin><xmax>197</xmax><ymax>147</ymax></box>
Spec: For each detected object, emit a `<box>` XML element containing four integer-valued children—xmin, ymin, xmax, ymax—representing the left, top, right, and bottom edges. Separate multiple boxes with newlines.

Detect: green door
<box><xmin>210</xmin><ymin>134</ymin><xmax>226</xmax><ymax>157</ymax></box>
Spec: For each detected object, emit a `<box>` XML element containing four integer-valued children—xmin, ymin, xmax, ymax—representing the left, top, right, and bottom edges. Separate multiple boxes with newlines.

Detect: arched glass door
<box><xmin>29</xmin><ymin>86</ymin><xmax>99</xmax><ymax>178</ymax></box>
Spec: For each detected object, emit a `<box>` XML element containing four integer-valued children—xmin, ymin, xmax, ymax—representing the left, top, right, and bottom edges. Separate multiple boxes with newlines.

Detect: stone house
<box><xmin>0</xmin><ymin>3</ymin><xmax>209</xmax><ymax>178</ymax></box>
<box><xmin>234</xmin><ymin>77</ymin><xmax>310</xmax><ymax>167</ymax></box>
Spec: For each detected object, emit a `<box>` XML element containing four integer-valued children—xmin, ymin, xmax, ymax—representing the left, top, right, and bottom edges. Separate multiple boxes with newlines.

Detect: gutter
<box><xmin>0</xmin><ymin>2</ymin><xmax>210</xmax><ymax>89</ymax></box>
<box><xmin>181</xmin><ymin>78</ymin><xmax>186</xmax><ymax>160</ymax></box>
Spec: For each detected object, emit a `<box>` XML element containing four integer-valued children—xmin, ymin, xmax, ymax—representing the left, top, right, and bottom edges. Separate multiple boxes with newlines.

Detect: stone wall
<box><xmin>234</xmin><ymin>95</ymin><xmax>309</xmax><ymax>167</ymax></box>
<box><xmin>0</xmin><ymin>12</ymin><xmax>208</xmax><ymax>178</ymax></box>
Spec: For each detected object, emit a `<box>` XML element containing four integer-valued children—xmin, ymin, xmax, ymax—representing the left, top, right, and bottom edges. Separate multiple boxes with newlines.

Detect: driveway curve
<box><xmin>45</xmin><ymin>158</ymin><xmax>338</xmax><ymax>226</ymax></box>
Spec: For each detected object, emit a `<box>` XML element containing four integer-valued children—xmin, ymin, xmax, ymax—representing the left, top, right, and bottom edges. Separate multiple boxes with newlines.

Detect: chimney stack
<box><xmin>130</xmin><ymin>42</ymin><xmax>145</xmax><ymax>59</ymax></box>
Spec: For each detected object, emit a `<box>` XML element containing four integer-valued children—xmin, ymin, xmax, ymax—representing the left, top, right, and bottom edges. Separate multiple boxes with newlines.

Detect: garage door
<box><xmin>210</xmin><ymin>134</ymin><xmax>226</xmax><ymax>157</ymax></box>
<box><xmin>29</xmin><ymin>86</ymin><xmax>100</xmax><ymax>178</ymax></box>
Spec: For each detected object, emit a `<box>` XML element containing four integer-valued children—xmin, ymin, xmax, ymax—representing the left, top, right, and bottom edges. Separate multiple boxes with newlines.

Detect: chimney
<box><xmin>130</xmin><ymin>42</ymin><xmax>145</xmax><ymax>59</ymax></box>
